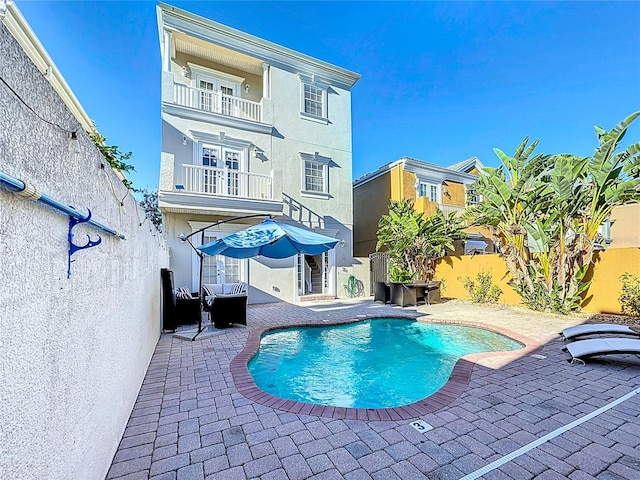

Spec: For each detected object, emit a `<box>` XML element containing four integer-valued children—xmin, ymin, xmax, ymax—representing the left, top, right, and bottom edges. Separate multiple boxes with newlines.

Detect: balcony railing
<box><xmin>182</xmin><ymin>164</ymin><xmax>273</xmax><ymax>200</ymax></box>
<box><xmin>438</xmin><ymin>203</ymin><xmax>466</xmax><ymax>216</ymax></box>
<box><xmin>173</xmin><ymin>83</ymin><xmax>262</xmax><ymax>123</ymax></box>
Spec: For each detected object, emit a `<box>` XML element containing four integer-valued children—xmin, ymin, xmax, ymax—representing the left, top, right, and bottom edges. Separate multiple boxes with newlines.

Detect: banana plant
<box><xmin>467</xmin><ymin>111</ymin><xmax>639</xmax><ymax>313</ymax></box>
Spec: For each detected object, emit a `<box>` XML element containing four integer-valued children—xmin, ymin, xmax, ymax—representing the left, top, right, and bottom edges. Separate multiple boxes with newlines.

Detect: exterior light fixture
<box><xmin>244</xmin><ymin>84</ymin><xmax>250</xmax><ymax>93</ymax></box>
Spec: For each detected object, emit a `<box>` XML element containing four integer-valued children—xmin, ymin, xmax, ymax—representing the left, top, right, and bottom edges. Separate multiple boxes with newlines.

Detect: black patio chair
<box><xmin>160</xmin><ymin>268</ymin><xmax>202</xmax><ymax>332</ymax></box>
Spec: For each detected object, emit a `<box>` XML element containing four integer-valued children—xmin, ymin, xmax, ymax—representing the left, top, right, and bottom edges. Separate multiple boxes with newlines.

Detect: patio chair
<box><xmin>205</xmin><ymin>294</ymin><xmax>248</xmax><ymax>329</ymax></box>
<box><xmin>563</xmin><ymin>337</ymin><xmax>640</xmax><ymax>365</ymax></box>
<box><xmin>160</xmin><ymin>268</ymin><xmax>202</xmax><ymax>332</ymax></box>
<box><xmin>560</xmin><ymin>324</ymin><xmax>639</xmax><ymax>341</ymax></box>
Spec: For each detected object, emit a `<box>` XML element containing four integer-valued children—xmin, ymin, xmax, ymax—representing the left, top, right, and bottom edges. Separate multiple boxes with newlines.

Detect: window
<box><xmin>417</xmin><ymin>181</ymin><xmax>439</xmax><ymax>203</ymax></box>
<box><xmin>305</xmin><ymin>160</ymin><xmax>324</xmax><ymax>192</ymax></box>
<box><xmin>298</xmin><ymin>74</ymin><xmax>329</xmax><ymax>122</ymax></box>
<box><xmin>300</xmin><ymin>152</ymin><xmax>331</xmax><ymax>198</ymax></box>
<box><xmin>202</xmin><ymin>253</ymin><xmax>242</xmax><ymax>284</ymax></box>
<box><xmin>304</xmin><ymin>84</ymin><xmax>323</xmax><ymax>117</ymax></box>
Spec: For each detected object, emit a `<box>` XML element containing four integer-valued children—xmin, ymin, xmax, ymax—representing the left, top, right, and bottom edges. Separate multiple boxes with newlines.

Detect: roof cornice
<box><xmin>158</xmin><ymin>2</ymin><xmax>361</xmax><ymax>89</ymax></box>
<box><xmin>353</xmin><ymin>157</ymin><xmax>478</xmax><ymax>188</ymax></box>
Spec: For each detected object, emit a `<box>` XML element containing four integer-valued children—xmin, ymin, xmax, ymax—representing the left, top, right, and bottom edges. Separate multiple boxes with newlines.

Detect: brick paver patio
<box><xmin>107</xmin><ymin>300</ymin><xmax>640</xmax><ymax>480</ymax></box>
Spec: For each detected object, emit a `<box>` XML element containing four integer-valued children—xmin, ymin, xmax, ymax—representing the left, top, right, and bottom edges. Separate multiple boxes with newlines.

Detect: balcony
<box><xmin>173</xmin><ymin>83</ymin><xmax>262</xmax><ymax>123</ymax></box>
<box><xmin>182</xmin><ymin>164</ymin><xmax>273</xmax><ymax>199</ymax></box>
<box><xmin>159</xmin><ymin>161</ymin><xmax>282</xmax><ymax>217</ymax></box>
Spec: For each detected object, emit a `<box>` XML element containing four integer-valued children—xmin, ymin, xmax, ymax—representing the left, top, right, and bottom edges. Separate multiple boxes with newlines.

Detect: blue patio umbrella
<box><xmin>197</xmin><ymin>218</ymin><xmax>339</xmax><ymax>259</ymax></box>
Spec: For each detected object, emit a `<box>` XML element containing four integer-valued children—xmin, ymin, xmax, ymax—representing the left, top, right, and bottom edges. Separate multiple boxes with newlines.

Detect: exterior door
<box><xmin>224</xmin><ymin>150</ymin><xmax>241</xmax><ymax>196</ymax></box>
<box><xmin>201</xmin><ymin>146</ymin><xmax>220</xmax><ymax>194</ymax></box>
<box><xmin>198</xmin><ymin>79</ymin><xmax>215</xmax><ymax>112</ymax></box>
<box><xmin>219</xmin><ymin>85</ymin><xmax>234</xmax><ymax>116</ymax></box>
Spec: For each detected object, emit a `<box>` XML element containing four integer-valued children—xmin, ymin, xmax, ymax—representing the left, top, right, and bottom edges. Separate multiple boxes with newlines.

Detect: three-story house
<box><xmin>157</xmin><ymin>3</ymin><xmax>360</xmax><ymax>303</ymax></box>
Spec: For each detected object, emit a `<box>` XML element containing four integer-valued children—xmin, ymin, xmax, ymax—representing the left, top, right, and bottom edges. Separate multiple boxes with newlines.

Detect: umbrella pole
<box><xmin>178</xmin><ymin>213</ymin><xmax>271</xmax><ymax>341</ymax></box>
<box><xmin>192</xmin><ymin>232</ymin><xmax>206</xmax><ymax>341</ymax></box>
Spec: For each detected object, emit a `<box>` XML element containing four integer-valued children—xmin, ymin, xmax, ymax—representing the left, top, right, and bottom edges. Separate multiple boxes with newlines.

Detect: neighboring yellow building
<box><xmin>353</xmin><ymin>156</ymin><xmax>491</xmax><ymax>257</ymax></box>
<box><xmin>608</xmin><ymin>203</ymin><xmax>640</xmax><ymax>249</ymax></box>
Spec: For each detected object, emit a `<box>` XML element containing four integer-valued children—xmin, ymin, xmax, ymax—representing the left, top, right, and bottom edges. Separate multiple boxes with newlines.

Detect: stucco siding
<box><xmin>443</xmin><ymin>180</ymin><xmax>466</xmax><ymax>206</ymax></box>
<box><xmin>434</xmin><ymin>249</ymin><xmax>640</xmax><ymax>314</ymax></box>
<box><xmin>402</xmin><ymin>169</ymin><xmax>416</xmax><ymax>201</ymax></box>
<box><xmin>0</xmin><ymin>23</ymin><xmax>169</xmax><ymax>480</ymax></box>
<box><xmin>610</xmin><ymin>203</ymin><xmax>640</xmax><ymax>248</ymax></box>
<box><xmin>353</xmin><ymin>172</ymin><xmax>391</xmax><ymax>257</ymax></box>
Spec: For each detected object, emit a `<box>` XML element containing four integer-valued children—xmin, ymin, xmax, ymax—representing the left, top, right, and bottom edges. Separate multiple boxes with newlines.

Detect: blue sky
<box><xmin>17</xmin><ymin>1</ymin><xmax>640</xmax><ymax>191</ymax></box>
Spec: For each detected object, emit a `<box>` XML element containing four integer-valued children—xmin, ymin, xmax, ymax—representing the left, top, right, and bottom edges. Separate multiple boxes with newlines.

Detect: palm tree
<box><xmin>467</xmin><ymin>112</ymin><xmax>640</xmax><ymax>312</ymax></box>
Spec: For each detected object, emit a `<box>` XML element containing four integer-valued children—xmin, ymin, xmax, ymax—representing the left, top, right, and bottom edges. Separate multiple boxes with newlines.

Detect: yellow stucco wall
<box><xmin>583</xmin><ymin>248</ymin><xmax>640</xmax><ymax>313</ymax></box>
<box><xmin>610</xmin><ymin>204</ymin><xmax>640</xmax><ymax>248</ymax></box>
<box><xmin>435</xmin><ymin>254</ymin><xmax>522</xmax><ymax>305</ymax></box>
<box><xmin>402</xmin><ymin>170</ymin><xmax>416</xmax><ymax>201</ymax></box>
<box><xmin>414</xmin><ymin>197</ymin><xmax>438</xmax><ymax>216</ymax></box>
<box><xmin>435</xmin><ymin>248</ymin><xmax>640</xmax><ymax>314</ymax></box>
<box><xmin>389</xmin><ymin>165</ymin><xmax>404</xmax><ymax>201</ymax></box>
<box><xmin>353</xmin><ymin>171</ymin><xmax>392</xmax><ymax>257</ymax></box>
<box><xmin>443</xmin><ymin>180</ymin><xmax>466</xmax><ymax>207</ymax></box>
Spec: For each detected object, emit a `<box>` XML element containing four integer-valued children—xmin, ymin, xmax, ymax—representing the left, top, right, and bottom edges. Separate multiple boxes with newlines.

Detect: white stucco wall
<box><xmin>0</xmin><ymin>24</ymin><xmax>169</xmax><ymax>480</ymax></box>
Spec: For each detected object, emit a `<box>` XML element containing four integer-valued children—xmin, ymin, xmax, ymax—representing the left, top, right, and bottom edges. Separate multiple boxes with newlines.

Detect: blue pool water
<box><xmin>249</xmin><ymin>318</ymin><xmax>523</xmax><ymax>408</ymax></box>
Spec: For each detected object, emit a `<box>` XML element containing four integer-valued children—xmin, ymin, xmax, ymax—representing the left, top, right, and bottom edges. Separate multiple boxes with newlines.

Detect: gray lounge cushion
<box><xmin>565</xmin><ymin>338</ymin><xmax>640</xmax><ymax>363</ymax></box>
<box><xmin>561</xmin><ymin>324</ymin><xmax>639</xmax><ymax>341</ymax></box>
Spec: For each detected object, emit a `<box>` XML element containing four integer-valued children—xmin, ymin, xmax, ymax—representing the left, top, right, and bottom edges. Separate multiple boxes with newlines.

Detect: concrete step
<box><xmin>298</xmin><ymin>294</ymin><xmax>335</xmax><ymax>302</ymax></box>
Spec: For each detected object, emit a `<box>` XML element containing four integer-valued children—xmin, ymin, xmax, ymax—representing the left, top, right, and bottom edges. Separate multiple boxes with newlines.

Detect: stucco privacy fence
<box><xmin>0</xmin><ymin>15</ymin><xmax>169</xmax><ymax>480</ymax></box>
<box><xmin>434</xmin><ymin>248</ymin><xmax>640</xmax><ymax>314</ymax></box>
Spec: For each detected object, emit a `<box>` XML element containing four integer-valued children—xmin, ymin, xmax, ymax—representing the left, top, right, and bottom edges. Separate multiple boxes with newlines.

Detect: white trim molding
<box><xmin>298</xmin><ymin>73</ymin><xmax>329</xmax><ymax>123</ymax></box>
<box><xmin>158</xmin><ymin>2</ymin><xmax>360</xmax><ymax>90</ymax></box>
<box><xmin>299</xmin><ymin>151</ymin><xmax>332</xmax><ymax>198</ymax></box>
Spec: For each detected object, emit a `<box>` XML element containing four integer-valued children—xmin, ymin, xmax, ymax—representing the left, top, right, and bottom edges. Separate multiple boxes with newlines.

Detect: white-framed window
<box><xmin>417</xmin><ymin>181</ymin><xmax>440</xmax><ymax>203</ymax></box>
<box><xmin>299</xmin><ymin>152</ymin><xmax>331</xmax><ymax>198</ymax></box>
<box><xmin>304</xmin><ymin>84</ymin><xmax>323</xmax><ymax>117</ymax></box>
<box><xmin>305</xmin><ymin>160</ymin><xmax>324</xmax><ymax>192</ymax></box>
<box><xmin>298</xmin><ymin>73</ymin><xmax>329</xmax><ymax>122</ymax></box>
<box><xmin>469</xmin><ymin>194</ymin><xmax>482</xmax><ymax>205</ymax></box>
<box><xmin>202</xmin><ymin>254</ymin><xmax>242</xmax><ymax>284</ymax></box>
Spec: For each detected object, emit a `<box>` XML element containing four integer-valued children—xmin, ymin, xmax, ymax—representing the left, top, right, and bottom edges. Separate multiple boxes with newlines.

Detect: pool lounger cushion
<box><xmin>560</xmin><ymin>324</ymin><xmax>639</xmax><ymax>341</ymax></box>
<box><xmin>564</xmin><ymin>338</ymin><xmax>640</xmax><ymax>363</ymax></box>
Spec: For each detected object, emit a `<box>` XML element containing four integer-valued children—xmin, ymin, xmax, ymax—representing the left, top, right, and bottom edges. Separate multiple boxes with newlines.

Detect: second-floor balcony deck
<box><xmin>182</xmin><ymin>164</ymin><xmax>272</xmax><ymax>199</ymax></box>
<box><xmin>158</xmin><ymin>160</ymin><xmax>283</xmax><ymax>217</ymax></box>
<box><xmin>173</xmin><ymin>83</ymin><xmax>262</xmax><ymax>123</ymax></box>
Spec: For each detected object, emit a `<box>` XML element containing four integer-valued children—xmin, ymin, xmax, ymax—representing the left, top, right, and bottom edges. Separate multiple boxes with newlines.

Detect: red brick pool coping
<box><xmin>230</xmin><ymin>315</ymin><xmax>542</xmax><ymax>421</ymax></box>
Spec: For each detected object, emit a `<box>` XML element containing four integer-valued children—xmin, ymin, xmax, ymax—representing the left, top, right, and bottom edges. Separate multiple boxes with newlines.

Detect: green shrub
<box><xmin>619</xmin><ymin>273</ymin><xmax>640</xmax><ymax>317</ymax></box>
<box><xmin>462</xmin><ymin>271</ymin><xmax>502</xmax><ymax>303</ymax></box>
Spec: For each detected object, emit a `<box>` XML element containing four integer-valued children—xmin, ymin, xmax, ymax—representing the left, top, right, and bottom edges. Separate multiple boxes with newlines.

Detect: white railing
<box><xmin>182</xmin><ymin>164</ymin><xmax>273</xmax><ymax>200</ymax></box>
<box><xmin>304</xmin><ymin>260</ymin><xmax>312</xmax><ymax>294</ymax></box>
<box><xmin>173</xmin><ymin>83</ymin><xmax>262</xmax><ymax>123</ymax></box>
<box><xmin>438</xmin><ymin>204</ymin><xmax>466</xmax><ymax>216</ymax></box>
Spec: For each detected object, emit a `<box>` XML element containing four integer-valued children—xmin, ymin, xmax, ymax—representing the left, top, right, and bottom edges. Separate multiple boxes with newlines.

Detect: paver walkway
<box><xmin>107</xmin><ymin>300</ymin><xmax>640</xmax><ymax>480</ymax></box>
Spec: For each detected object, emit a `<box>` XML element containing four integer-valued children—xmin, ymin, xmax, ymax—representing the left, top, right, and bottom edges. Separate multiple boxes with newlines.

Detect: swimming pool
<box><xmin>248</xmin><ymin>318</ymin><xmax>523</xmax><ymax>409</ymax></box>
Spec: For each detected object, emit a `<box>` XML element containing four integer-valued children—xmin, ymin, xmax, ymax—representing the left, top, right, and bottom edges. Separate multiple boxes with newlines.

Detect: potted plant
<box><xmin>377</xmin><ymin>199</ymin><xmax>466</xmax><ymax>306</ymax></box>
